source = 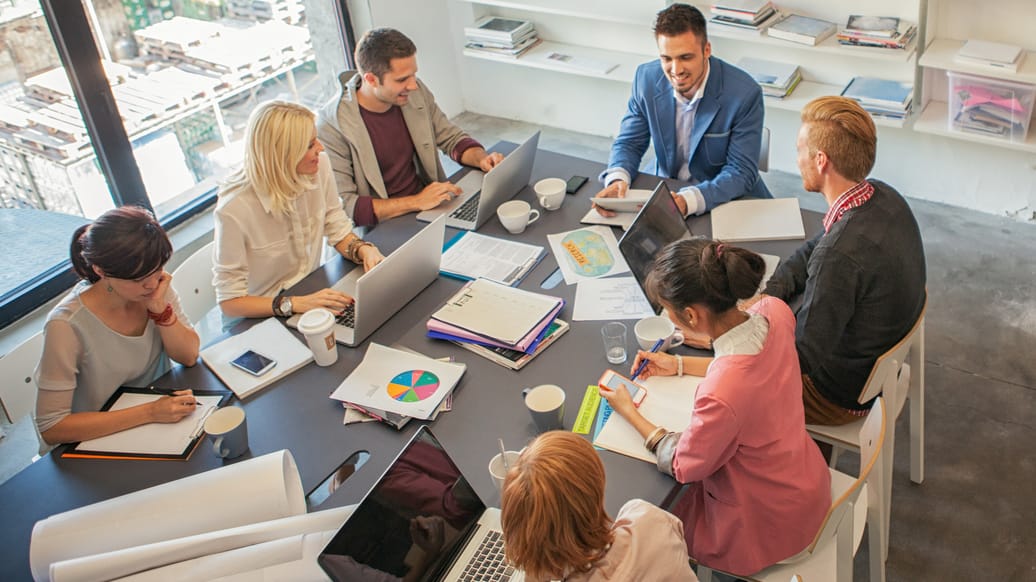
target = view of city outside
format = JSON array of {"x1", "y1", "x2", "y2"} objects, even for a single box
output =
[{"x1": 0, "y1": 0, "x2": 346, "y2": 307}]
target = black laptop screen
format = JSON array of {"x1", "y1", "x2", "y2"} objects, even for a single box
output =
[
  {"x1": 618, "y1": 182, "x2": 695, "y2": 313},
  {"x1": 318, "y1": 427, "x2": 485, "y2": 581}
]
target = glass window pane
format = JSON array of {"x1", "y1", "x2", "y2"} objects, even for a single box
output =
[
  {"x1": 87, "y1": 0, "x2": 348, "y2": 220},
  {"x1": 0, "y1": 1, "x2": 92, "y2": 304}
]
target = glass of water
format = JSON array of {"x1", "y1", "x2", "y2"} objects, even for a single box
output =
[{"x1": 601, "y1": 322, "x2": 628, "y2": 364}]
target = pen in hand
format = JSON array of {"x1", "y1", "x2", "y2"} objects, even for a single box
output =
[
  {"x1": 150, "y1": 386, "x2": 202, "y2": 405},
  {"x1": 630, "y1": 338, "x2": 665, "y2": 382}
]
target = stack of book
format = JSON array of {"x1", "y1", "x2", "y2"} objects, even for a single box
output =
[
  {"x1": 836, "y1": 15, "x2": 917, "y2": 51},
  {"x1": 464, "y1": 15, "x2": 541, "y2": 59},
  {"x1": 737, "y1": 57, "x2": 802, "y2": 99},
  {"x1": 841, "y1": 76, "x2": 913, "y2": 121},
  {"x1": 428, "y1": 278, "x2": 568, "y2": 370},
  {"x1": 955, "y1": 40, "x2": 1026, "y2": 73},
  {"x1": 767, "y1": 13, "x2": 837, "y2": 46},
  {"x1": 709, "y1": 0, "x2": 782, "y2": 34}
]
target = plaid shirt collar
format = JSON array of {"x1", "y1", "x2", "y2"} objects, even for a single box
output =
[{"x1": 823, "y1": 180, "x2": 874, "y2": 233}]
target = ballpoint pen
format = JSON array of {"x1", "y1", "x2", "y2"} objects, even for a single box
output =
[
  {"x1": 150, "y1": 385, "x2": 202, "y2": 405},
  {"x1": 630, "y1": 338, "x2": 665, "y2": 382}
]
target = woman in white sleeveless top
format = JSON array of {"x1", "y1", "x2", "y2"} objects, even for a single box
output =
[{"x1": 35, "y1": 207, "x2": 200, "y2": 445}]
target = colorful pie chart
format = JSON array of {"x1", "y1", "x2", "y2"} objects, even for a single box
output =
[{"x1": 387, "y1": 370, "x2": 441, "y2": 402}]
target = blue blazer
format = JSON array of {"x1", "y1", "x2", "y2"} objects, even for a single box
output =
[{"x1": 607, "y1": 56, "x2": 771, "y2": 211}]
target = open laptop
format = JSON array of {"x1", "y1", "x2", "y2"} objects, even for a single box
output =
[
  {"x1": 287, "y1": 215, "x2": 446, "y2": 346},
  {"x1": 416, "y1": 131, "x2": 540, "y2": 231},
  {"x1": 318, "y1": 426, "x2": 524, "y2": 582},
  {"x1": 617, "y1": 182, "x2": 697, "y2": 313}
]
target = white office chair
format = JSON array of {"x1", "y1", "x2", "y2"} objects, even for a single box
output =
[
  {"x1": 806, "y1": 297, "x2": 927, "y2": 582},
  {"x1": 0, "y1": 331, "x2": 46, "y2": 473},
  {"x1": 697, "y1": 398, "x2": 886, "y2": 582},
  {"x1": 171, "y1": 241, "x2": 221, "y2": 344}
]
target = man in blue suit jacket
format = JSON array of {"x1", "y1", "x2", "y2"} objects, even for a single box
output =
[{"x1": 595, "y1": 4, "x2": 771, "y2": 217}]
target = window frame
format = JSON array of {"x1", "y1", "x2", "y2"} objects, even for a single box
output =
[{"x1": 0, "y1": 0, "x2": 357, "y2": 329}]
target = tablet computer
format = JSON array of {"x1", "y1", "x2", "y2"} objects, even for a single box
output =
[{"x1": 590, "y1": 188, "x2": 653, "y2": 212}]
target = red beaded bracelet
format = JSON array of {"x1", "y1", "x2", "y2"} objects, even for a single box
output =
[{"x1": 147, "y1": 303, "x2": 177, "y2": 327}]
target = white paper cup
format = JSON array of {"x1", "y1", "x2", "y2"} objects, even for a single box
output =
[
  {"x1": 497, "y1": 200, "x2": 540, "y2": 234},
  {"x1": 534, "y1": 178, "x2": 566, "y2": 211},
  {"x1": 634, "y1": 315, "x2": 685, "y2": 352},
  {"x1": 297, "y1": 308, "x2": 338, "y2": 366}
]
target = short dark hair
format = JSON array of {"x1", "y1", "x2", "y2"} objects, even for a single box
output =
[
  {"x1": 70, "y1": 206, "x2": 171, "y2": 283},
  {"x1": 354, "y1": 28, "x2": 417, "y2": 81},
  {"x1": 654, "y1": 3, "x2": 708, "y2": 44},
  {"x1": 647, "y1": 239, "x2": 764, "y2": 316}
]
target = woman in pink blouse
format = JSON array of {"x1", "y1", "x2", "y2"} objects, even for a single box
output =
[{"x1": 600, "y1": 238, "x2": 830, "y2": 577}]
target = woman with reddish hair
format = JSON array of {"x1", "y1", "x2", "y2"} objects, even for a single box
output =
[{"x1": 500, "y1": 431, "x2": 696, "y2": 581}]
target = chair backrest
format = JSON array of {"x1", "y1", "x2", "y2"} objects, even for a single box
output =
[
  {"x1": 171, "y1": 241, "x2": 217, "y2": 327},
  {"x1": 857, "y1": 295, "x2": 927, "y2": 405},
  {"x1": 758, "y1": 126, "x2": 770, "y2": 173},
  {"x1": 0, "y1": 332, "x2": 45, "y2": 424},
  {"x1": 798, "y1": 397, "x2": 886, "y2": 555}
]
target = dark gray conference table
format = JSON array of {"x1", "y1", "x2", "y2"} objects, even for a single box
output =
[{"x1": 0, "y1": 144, "x2": 822, "y2": 581}]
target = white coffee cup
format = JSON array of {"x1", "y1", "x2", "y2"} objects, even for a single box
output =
[
  {"x1": 204, "y1": 406, "x2": 249, "y2": 459},
  {"x1": 488, "y1": 450, "x2": 522, "y2": 491},
  {"x1": 634, "y1": 315, "x2": 685, "y2": 352},
  {"x1": 297, "y1": 308, "x2": 338, "y2": 366},
  {"x1": 534, "y1": 178, "x2": 566, "y2": 211},
  {"x1": 497, "y1": 200, "x2": 540, "y2": 234}
]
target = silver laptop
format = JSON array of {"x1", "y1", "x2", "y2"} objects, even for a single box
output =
[
  {"x1": 287, "y1": 215, "x2": 445, "y2": 346},
  {"x1": 318, "y1": 426, "x2": 524, "y2": 582},
  {"x1": 417, "y1": 131, "x2": 540, "y2": 231}
]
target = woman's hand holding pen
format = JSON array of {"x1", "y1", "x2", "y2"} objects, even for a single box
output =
[
  {"x1": 149, "y1": 388, "x2": 197, "y2": 423},
  {"x1": 629, "y1": 350, "x2": 679, "y2": 381}
]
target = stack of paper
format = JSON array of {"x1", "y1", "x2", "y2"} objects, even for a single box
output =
[
  {"x1": 955, "y1": 39, "x2": 1026, "y2": 73},
  {"x1": 767, "y1": 14, "x2": 837, "y2": 46},
  {"x1": 709, "y1": 0, "x2": 782, "y2": 34},
  {"x1": 440, "y1": 231, "x2": 545, "y2": 287},
  {"x1": 841, "y1": 76, "x2": 914, "y2": 121},
  {"x1": 463, "y1": 16, "x2": 541, "y2": 59},
  {"x1": 200, "y1": 318, "x2": 313, "y2": 399},
  {"x1": 329, "y1": 343, "x2": 466, "y2": 420},
  {"x1": 737, "y1": 57, "x2": 802, "y2": 99},
  {"x1": 428, "y1": 278, "x2": 565, "y2": 357},
  {"x1": 837, "y1": 15, "x2": 917, "y2": 51}
]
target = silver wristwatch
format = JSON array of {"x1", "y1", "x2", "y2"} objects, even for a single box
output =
[{"x1": 274, "y1": 295, "x2": 293, "y2": 317}]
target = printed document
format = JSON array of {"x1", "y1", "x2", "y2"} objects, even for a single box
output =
[{"x1": 573, "y1": 276, "x2": 654, "y2": 321}]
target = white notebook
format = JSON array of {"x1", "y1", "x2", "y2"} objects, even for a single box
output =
[
  {"x1": 594, "y1": 374, "x2": 700, "y2": 464},
  {"x1": 432, "y1": 278, "x2": 562, "y2": 345},
  {"x1": 200, "y1": 318, "x2": 314, "y2": 399},
  {"x1": 711, "y1": 198, "x2": 805, "y2": 242}
]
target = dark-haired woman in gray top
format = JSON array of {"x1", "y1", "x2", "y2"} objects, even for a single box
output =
[{"x1": 34, "y1": 206, "x2": 200, "y2": 445}]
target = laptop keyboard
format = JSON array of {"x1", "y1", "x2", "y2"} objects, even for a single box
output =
[
  {"x1": 335, "y1": 304, "x2": 355, "y2": 328},
  {"x1": 450, "y1": 192, "x2": 481, "y2": 223},
  {"x1": 458, "y1": 530, "x2": 515, "y2": 581}
]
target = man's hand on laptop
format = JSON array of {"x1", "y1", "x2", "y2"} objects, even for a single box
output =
[
  {"x1": 478, "y1": 151, "x2": 505, "y2": 172},
  {"x1": 358, "y1": 244, "x2": 384, "y2": 272},
  {"x1": 592, "y1": 180, "x2": 628, "y2": 217},
  {"x1": 295, "y1": 289, "x2": 354, "y2": 314},
  {"x1": 413, "y1": 182, "x2": 462, "y2": 211}
]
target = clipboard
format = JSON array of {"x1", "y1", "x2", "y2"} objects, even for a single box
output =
[{"x1": 60, "y1": 387, "x2": 231, "y2": 461}]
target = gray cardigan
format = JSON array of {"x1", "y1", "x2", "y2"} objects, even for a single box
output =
[
  {"x1": 764, "y1": 180, "x2": 927, "y2": 410},
  {"x1": 316, "y1": 71, "x2": 472, "y2": 217}
]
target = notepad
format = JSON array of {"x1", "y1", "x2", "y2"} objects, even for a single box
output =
[
  {"x1": 63, "y1": 387, "x2": 230, "y2": 460},
  {"x1": 201, "y1": 318, "x2": 314, "y2": 399},
  {"x1": 593, "y1": 374, "x2": 700, "y2": 463},
  {"x1": 711, "y1": 198, "x2": 805, "y2": 242}
]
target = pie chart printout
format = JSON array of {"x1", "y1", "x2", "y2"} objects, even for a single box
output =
[{"x1": 387, "y1": 370, "x2": 441, "y2": 402}]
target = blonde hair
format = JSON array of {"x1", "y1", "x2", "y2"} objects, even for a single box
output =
[
  {"x1": 500, "y1": 431, "x2": 614, "y2": 580},
  {"x1": 223, "y1": 100, "x2": 317, "y2": 215},
  {"x1": 801, "y1": 96, "x2": 877, "y2": 183}
]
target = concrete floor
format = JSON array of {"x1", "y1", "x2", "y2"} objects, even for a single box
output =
[
  {"x1": 453, "y1": 112, "x2": 1036, "y2": 582},
  {"x1": 3, "y1": 112, "x2": 1034, "y2": 581}
]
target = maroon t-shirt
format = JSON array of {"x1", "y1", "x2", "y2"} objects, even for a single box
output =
[{"x1": 353, "y1": 105, "x2": 482, "y2": 226}]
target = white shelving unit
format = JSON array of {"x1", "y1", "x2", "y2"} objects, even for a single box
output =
[{"x1": 463, "y1": 40, "x2": 650, "y2": 83}]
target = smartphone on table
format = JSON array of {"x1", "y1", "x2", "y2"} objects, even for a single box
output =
[
  {"x1": 597, "y1": 369, "x2": 647, "y2": 407},
  {"x1": 231, "y1": 349, "x2": 277, "y2": 376},
  {"x1": 566, "y1": 175, "x2": 589, "y2": 194}
]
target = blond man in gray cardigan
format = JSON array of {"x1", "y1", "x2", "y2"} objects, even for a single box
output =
[{"x1": 317, "y1": 28, "x2": 501, "y2": 227}]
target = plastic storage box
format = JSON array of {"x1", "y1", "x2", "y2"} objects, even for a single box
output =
[{"x1": 948, "y1": 70, "x2": 1036, "y2": 142}]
